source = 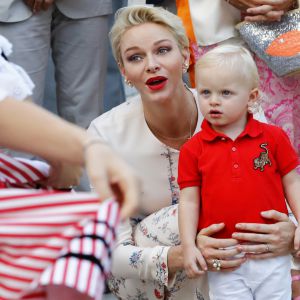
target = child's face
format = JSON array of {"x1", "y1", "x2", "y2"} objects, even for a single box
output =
[{"x1": 196, "y1": 66, "x2": 258, "y2": 135}]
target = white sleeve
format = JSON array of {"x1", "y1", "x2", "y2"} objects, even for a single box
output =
[
  {"x1": 0, "y1": 35, "x2": 34, "y2": 101},
  {"x1": 111, "y1": 219, "x2": 170, "y2": 285}
]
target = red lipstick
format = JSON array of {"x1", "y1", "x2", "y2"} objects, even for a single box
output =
[{"x1": 146, "y1": 76, "x2": 167, "y2": 91}]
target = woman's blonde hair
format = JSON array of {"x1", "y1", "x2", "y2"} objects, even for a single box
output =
[
  {"x1": 109, "y1": 5, "x2": 189, "y2": 67},
  {"x1": 196, "y1": 45, "x2": 259, "y2": 89}
]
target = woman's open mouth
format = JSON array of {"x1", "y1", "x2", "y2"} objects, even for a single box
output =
[{"x1": 146, "y1": 76, "x2": 168, "y2": 91}]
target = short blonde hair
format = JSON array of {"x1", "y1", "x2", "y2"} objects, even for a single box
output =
[
  {"x1": 109, "y1": 6, "x2": 189, "y2": 67},
  {"x1": 196, "y1": 45, "x2": 259, "y2": 89}
]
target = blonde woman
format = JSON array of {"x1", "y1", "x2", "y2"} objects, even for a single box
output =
[{"x1": 88, "y1": 6, "x2": 295, "y2": 299}]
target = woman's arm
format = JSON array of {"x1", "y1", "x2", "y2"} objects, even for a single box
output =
[
  {"x1": 0, "y1": 98, "x2": 139, "y2": 218},
  {"x1": 111, "y1": 219, "x2": 171, "y2": 285},
  {"x1": 232, "y1": 210, "x2": 295, "y2": 258}
]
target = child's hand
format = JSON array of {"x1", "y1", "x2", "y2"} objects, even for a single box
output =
[
  {"x1": 183, "y1": 245, "x2": 207, "y2": 278},
  {"x1": 294, "y1": 226, "x2": 300, "y2": 251}
]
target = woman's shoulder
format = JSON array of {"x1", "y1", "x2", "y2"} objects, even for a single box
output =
[
  {"x1": 91, "y1": 94, "x2": 142, "y2": 124},
  {"x1": 89, "y1": 94, "x2": 144, "y2": 136}
]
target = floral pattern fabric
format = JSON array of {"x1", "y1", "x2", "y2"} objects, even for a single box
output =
[{"x1": 108, "y1": 204, "x2": 208, "y2": 300}]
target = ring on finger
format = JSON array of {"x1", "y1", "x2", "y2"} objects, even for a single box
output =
[
  {"x1": 265, "y1": 244, "x2": 270, "y2": 253},
  {"x1": 212, "y1": 259, "x2": 222, "y2": 271}
]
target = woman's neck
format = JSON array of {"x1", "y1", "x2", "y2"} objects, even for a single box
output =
[{"x1": 143, "y1": 85, "x2": 198, "y2": 149}]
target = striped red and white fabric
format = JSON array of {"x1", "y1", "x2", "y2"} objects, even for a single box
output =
[
  {"x1": 0, "y1": 153, "x2": 120, "y2": 300},
  {"x1": 0, "y1": 153, "x2": 49, "y2": 189}
]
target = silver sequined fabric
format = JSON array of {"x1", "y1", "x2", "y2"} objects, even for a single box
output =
[{"x1": 237, "y1": 9, "x2": 300, "y2": 77}]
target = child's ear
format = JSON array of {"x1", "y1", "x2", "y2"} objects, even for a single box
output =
[{"x1": 249, "y1": 88, "x2": 259, "y2": 105}]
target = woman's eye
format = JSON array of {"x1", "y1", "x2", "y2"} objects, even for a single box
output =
[
  {"x1": 222, "y1": 90, "x2": 231, "y2": 96},
  {"x1": 157, "y1": 47, "x2": 170, "y2": 54},
  {"x1": 128, "y1": 54, "x2": 142, "y2": 62}
]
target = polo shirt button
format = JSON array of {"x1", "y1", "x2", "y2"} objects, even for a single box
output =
[
  {"x1": 233, "y1": 163, "x2": 239, "y2": 169},
  {"x1": 221, "y1": 137, "x2": 226, "y2": 141},
  {"x1": 232, "y1": 147, "x2": 237, "y2": 152}
]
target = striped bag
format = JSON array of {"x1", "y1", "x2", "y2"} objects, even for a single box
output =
[{"x1": 0, "y1": 152, "x2": 119, "y2": 300}]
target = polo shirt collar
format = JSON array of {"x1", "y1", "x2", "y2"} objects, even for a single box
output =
[{"x1": 199, "y1": 114, "x2": 263, "y2": 141}]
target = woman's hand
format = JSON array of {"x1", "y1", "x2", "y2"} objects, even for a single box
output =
[
  {"x1": 232, "y1": 210, "x2": 295, "y2": 259},
  {"x1": 84, "y1": 142, "x2": 139, "y2": 220},
  {"x1": 196, "y1": 223, "x2": 246, "y2": 272},
  {"x1": 47, "y1": 162, "x2": 82, "y2": 189},
  {"x1": 167, "y1": 245, "x2": 184, "y2": 278}
]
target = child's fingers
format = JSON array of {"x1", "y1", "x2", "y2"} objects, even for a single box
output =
[
  {"x1": 185, "y1": 258, "x2": 205, "y2": 278},
  {"x1": 196, "y1": 251, "x2": 208, "y2": 271},
  {"x1": 295, "y1": 234, "x2": 300, "y2": 251}
]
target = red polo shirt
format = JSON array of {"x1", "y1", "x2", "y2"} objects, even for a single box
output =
[{"x1": 178, "y1": 115, "x2": 299, "y2": 238}]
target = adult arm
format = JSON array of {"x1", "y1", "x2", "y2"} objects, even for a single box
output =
[
  {"x1": 0, "y1": 98, "x2": 139, "y2": 218},
  {"x1": 110, "y1": 219, "x2": 171, "y2": 285}
]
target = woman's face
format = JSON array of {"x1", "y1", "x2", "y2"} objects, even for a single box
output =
[{"x1": 119, "y1": 22, "x2": 189, "y2": 102}]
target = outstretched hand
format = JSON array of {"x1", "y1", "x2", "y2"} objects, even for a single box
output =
[{"x1": 84, "y1": 142, "x2": 139, "y2": 220}]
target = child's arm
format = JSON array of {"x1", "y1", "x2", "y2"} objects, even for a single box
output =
[
  {"x1": 282, "y1": 169, "x2": 300, "y2": 250},
  {"x1": 179, "y1": 186, "x2": 207, "y2": 278}
]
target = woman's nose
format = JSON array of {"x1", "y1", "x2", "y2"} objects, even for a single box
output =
[
  {"x1": 146, "y1": 57, "x2": 160, "y2": 73},
  {"x1": 146, "y1": 64, "x2": 160, "y2": 73}
]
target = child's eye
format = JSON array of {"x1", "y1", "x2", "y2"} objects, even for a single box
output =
[
  {"x1": 201, "y1": 89, "x2": 210, "y2": 96},
  {"x1": 222, "y1": 90, "x2": 231, "y2": 96}
]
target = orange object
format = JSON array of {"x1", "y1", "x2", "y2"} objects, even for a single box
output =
[
  {"x1": 176, "y1": 0, "x2": 196, "y2": 87},
  {"x1": 266, "y1": 30, "x2": 300, "y2": 57}
]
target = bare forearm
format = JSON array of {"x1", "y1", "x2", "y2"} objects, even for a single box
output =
[
  {"x1": 179, "y1": 198, "x2": 199, "y2": 247},
  {"x1": 0, "y1": 98, "x2": 87, "y2": 165},
  {"x1": 283, "y1": 170, "x2": 300, "y2": 222}
]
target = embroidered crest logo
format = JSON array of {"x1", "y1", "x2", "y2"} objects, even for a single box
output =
[{"x1": 253, "y1": 143, "x2": 272, "y2": 171}]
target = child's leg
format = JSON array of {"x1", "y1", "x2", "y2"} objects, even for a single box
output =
[
  {"x1": 253, "y1": 255, "x2": 291, "y2": 300},
  {"x1": 208, "y1": 267, "x2": 253, "y2": 300}
]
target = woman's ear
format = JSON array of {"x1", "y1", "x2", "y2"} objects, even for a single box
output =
[{"x1": 182, "y1": 46, "x2": 190, "y2": 66}]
